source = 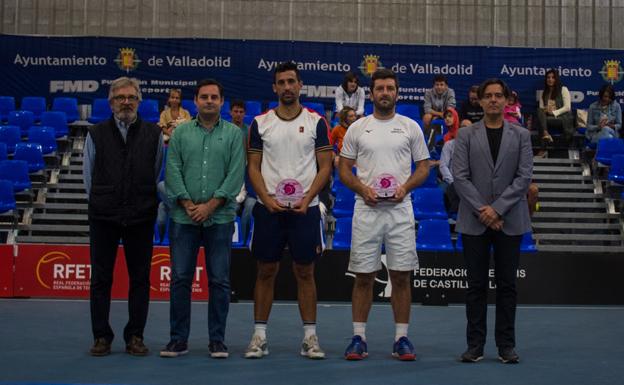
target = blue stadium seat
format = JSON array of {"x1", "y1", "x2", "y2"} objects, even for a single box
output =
[
  {"x1": 182, "y1": 99, "x2": 197, "y2": 117},
  {"x1": 332, "y1": 217, "x2": 352, "y2": 250},
  {"x1": 396, "y1": 104, "x2": 421, "y2": 120},
  {"x1": 27, "y1": 126, "x2": 57, "y2": 154},
  {"x1": 8, "y1": 110, "x2": 35, "y2": 137},
  {"x1": 0, "y1": 125, "x2": 21, "y2": 154},
  {"x1": 412, "y1": 187, "x2": 447, "y2": 220},
  {"x1": 333, "y1": 186, "x2": 355, "y2": 218},
  {"x1": 21, "y1": 96, "x2": 46, "y2": 122},
  {"x1": 364, "y1": 103, "x2": 373, "y2": 115},
  {"x1": 40, "y1": 111, "x2": 69, "y2": 138},
  {"x1": 0, "y1": 179, "x2": 16, "y2": 214},
  {"x1": 245, "y1": 100, "x2": 262, "y2": 117},
  {"x1": 267, "y1": 101, "x2": 278, "y2": 110},
  {"x1": 0, "y1": 160, "x2": 31, "y2": 192},
  {"x1": 416, "y1": 219, "x2": 454, "y2": 252},
  {"x1": 608, "y1": 154, "x2": 624, "y2": 184},
  {"x1": 0, "y1": 96, "x2": 15, "y2": 122},
  {"x1": 138, "y1": 99, "x2": 159, "y2": 123},
  {"x1": 420, "y1": 165, "x2": 439, "y2": 188},
  {"x1": 13, "y1": 143, "x2": 45, "y2": 173},
  {"x1": 302, "y1": 102, "x2": 325, "y2": 115},
  {"x1": 520, "y1": 231, "x2": 537, "y2": 253},
  {"x1": 0, "y1": 143, "x2": 6, "y2": 161},
  {"x1": 595, "y1": 138, "x2": 624, "y2": 165},
  {"x1": 52, "y1": 97, "x2": 80, "y2": 123},
  {"x1": 88, "y1": 98, "x2": 112, "y2": 123}
]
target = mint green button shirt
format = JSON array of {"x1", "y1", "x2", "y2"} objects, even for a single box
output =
[{"x1": 165, "y1": 117, "x2": 245, "y2": 226}]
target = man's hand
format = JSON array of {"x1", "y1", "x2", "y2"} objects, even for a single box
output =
[
  {"x1": 478, "y1": 205, "x2": 500, "y2": 227},
  {"x1": 290, "y1": 197, "x2": 310, "y2": 215},
  {"x1": 489, "y1": 218, "x2": 504, "y2": 231},
  {"x1": 264, "y1": 197, "x2": 288, "y2": 214},
  {"x1": 358, "y1": 185, "x2": 379, "y2": 207},
  {"x1": 389, "y1": 185, "x2": 407, "y2": 203},
  {"x1": 189, "y1": 201, "x2": 218, "y2": 223},
  {"x1": 179, "y1": 199, "x2": 196, "y2": 218}
]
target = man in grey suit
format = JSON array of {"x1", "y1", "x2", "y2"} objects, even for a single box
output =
[{"x1": 452, "y1": 78, "x2": 533, "y2": 364}]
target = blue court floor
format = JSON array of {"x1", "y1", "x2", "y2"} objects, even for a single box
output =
[{"x1": 1, "y1": 299, "x2": 623, "y2": 385}]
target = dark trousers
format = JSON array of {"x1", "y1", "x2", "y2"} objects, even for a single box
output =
[
  {"x1": 462, "y1": 229, "x2": 522, "y2": 349},
  {"x1": 89, "y1": 219, "x2": 154, "y2": 343}
]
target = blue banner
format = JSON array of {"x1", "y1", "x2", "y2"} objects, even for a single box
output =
[{"x1": 1, "y1": 34, "x2": 623, "y2": 113}]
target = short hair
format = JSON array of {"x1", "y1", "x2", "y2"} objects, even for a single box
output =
[
  {"x1": 341, "y1": 71, "x2": 359, "y2": 92},
  {"x1": 195, "y1": 78, "x2": 223, "y2": 98},
  {"x1": 339, "y1": 106, "x2": 355, "y2": 126},
  {"x1": 274, "y1": 61, "x2": 301, "y2": 83},
  {"x1": 477, "y1": 78, "x2": 511, "y2": 100},
  {"x1": 468, "y1": 85, "x2": 479, "y2": 95},
  {"x1": 108, "y1": 77, "x2": 142, "y2": 101},
  {"x1": 370, "y1": 68, "x2": 399, "y2": 92},
  {"x1": 598, "y1": 84, "x2": 615, "y2": 100},
  {"x1": 230, "y1": 99, "x2": 245, "y2": 111},
  {"x1": 433, "y1": 75, "x2": 448, "y2": 85}
]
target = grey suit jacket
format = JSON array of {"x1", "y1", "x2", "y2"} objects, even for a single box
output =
[{"x1": 452, "y1": 120, "x2": 533, "y2": 236}]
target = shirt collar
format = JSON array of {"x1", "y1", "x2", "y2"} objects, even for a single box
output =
[
  {"x1": 195, "y1": 115, "x2": 222, "y2": 132},
  {"x1": 114, "y1": 115, "x2": 137, "y2": 130}
]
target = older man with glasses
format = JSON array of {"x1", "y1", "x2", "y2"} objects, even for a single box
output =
[{"x1": 83, "y1": 76, "x2": 163, "y2": 357}]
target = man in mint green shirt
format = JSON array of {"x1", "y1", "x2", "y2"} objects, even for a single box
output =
[{"x1": 160, "y1": 79, "x2": 245, "y2": 359}]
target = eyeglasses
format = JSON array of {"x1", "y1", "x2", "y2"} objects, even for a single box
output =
[{"x1": 112, "y1": 95, "x2": 139, "y2": 102}]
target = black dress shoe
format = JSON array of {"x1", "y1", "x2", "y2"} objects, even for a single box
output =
[
  {"x1": 498, "y1": 346, "x2": 519, "y2": 364},
  {"x1": 90, "y1": 338, "x2": 111, "y2": 356},
  {"x1": 460, "y1": 346, "x2": 484, "y2": 362}
]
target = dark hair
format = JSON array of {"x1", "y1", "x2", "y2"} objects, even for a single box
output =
[
  {"x1": 341, "y1": 71, "x2": 359, "y2": 93},
  {"x1": 370, "y1": 68, "x2": 399, "y2": 92},
  {"x1": 195, "y1": 78, "x2": 223, "y2": 98},
  {"x1": 230, "y1": 99, "x2": 245, "y2": 111},
  {"x1": 542, "y1": 69, "x2": 562, "y2": 104},
  {"x1": 477, "y1": 78, "x2": 511, "y2": 99},
  {"x1": 433, "y1": 75, "x2": 448, "y2": 85},
  {"x1": 273, "y1": 61, "x2": 301, "y2": 83},
  {"x1": 468, "y1": 85, "x2": 479, "y2": 95},
  {"x1": 598, "y1": 84, "x2": 615, "y2": 101},
  {"x1": 339, "y1": 106, "x2": 355, "y2": 126}
]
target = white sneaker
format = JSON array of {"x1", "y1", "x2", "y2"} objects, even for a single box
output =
[
  {"x1": 244, "y1": 334, "x2": 269, "y2": 358},
  {"x1": 300, "y1": 335, "x2": 326, "y2": 359}
]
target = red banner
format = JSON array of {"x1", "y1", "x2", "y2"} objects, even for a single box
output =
[
  {"x1": 13, "y1": 244, "x2": 208, "y2": 300},
  {"x1": 0, "y1": 245, "x2": 14, "y2": 297}
]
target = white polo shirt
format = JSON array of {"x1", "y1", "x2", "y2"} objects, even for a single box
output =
[
  {"x1": 340, "y1": 113, "x2": 429, "y2": 207},
  {"x1": 248, "y1": 107, "x2": 332, "y2": 206}
]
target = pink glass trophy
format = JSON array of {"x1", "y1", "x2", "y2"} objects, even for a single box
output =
[{"x1": 275, "y1": 179, "x2": 304, "y2": 208}]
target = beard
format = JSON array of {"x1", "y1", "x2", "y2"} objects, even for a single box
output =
[
  {"x1": 373, "y1": 97, "x2": 395, "y2": 114},
  {"x1": 279, "y1": 92, "x2": 297, "y2": 106},
  {"x1": 115, "y1": 108, "x2": 137, "y2": 124}
]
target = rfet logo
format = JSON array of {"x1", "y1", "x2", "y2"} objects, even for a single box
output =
[
  {"x1": 358, "y1": 54, "x2": 385, "y2": 78},
  {"x1": 36, "y1": 251, "x2": 91, "y2": 291},
  {"x1": 115, "y1": 47, "x2": 141, "y2": 73},
  {"x1": 150, "y1": 252, "x2": 206, "y2": 293}
]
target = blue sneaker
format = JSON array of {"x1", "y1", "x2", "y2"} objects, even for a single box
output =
[
  {"x1": 344, "y1": 335, "x2": 368, "y2": 360},
  {"x1": 392, "y1": 336, "x2": 416, "y2": 361}
]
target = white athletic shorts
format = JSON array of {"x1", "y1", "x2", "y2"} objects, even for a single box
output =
[{"x1": 348, "y1": 201, "x2": 418, "y2": 273}]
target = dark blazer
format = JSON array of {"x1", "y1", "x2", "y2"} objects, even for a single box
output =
[{"x1": 452, "y1": 120, "x2": 533, "y2": 236}]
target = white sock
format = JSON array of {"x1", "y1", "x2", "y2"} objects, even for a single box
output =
[
  {"x1": 254, "y1": 323, "x2": 267, "y2": 340},
  {"x1": 353, "y1": 322, "x2": 366, "y2": 341},
  {"x1": 395, "y1": 323, "x2": 409, "y2": 341},
  {"x1": 303, "y1": 323, "x2": 316, "y2": 339}
]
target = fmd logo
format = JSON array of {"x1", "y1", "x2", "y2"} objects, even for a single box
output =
[
  {"x1": 50, "y1": 80, "x2": 99, "y2": 93},
  {"x1": 115, "y1": 47, "x2": 141, "y2": 73}
]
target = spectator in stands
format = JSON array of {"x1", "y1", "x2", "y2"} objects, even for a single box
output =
[
  {"x1": 423, "y1": 75, "x2": 456, "y2": 130},
  {"x1": 83, "y1": 77, "x2": 163, "y2": 357},
  {"x1": 230, "y1": 99, "x2": 248, "y2": 135},
  {"x1": 442, "y1": 107, "x2": 460, "y2": 143},
  {"x1": 159, "y1": 89, "x2": 191, "y2": 143},
  {"x1": 452, "y1": 78, "x2": 533, "y2": 364},
  {"x1": 536, "y1": 69, "x2": 574, "y2": 144},
  {"x1": 585, "y1": 84, "x2": 622, "y2": 144},
  {"x1": 504, "y1": 91, "x2": 522, "y2": 125},
  {"x1": 459, "y1": 85, "x2": 484, "y2": 127},
  {"x1": 245, "y1": 62, "x2": 332, "y2": 359},
  {"x1": 331, "y1": 106, "x2": 357, "y2": 167},
  {"x1": 339, "y1": 69, "x2": 430, "y2": 361},
  {"x1": 160, "y1": 79, "x2": 245, "y2": 358},
  {"x1": 335, "y1": 71, "x2": 366, "y2": 118}
]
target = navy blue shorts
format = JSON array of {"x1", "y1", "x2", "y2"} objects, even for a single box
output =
[{"x1": 251, "y1": 202, "x2": 324, "y2": 264}]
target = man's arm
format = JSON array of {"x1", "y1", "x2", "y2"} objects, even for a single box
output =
[
  {"x1": 451, "y1": 129, "x2": 487, "y2": 215},
  {"x1": 447, "y1": 88, "x2": 456, "y2": 109},
  {"x1": 82, "y1": 133, "x2": 95, "y2": 197},
  {"x1": 165, "y1": 127, "x2": 194, "y2": 216},
  {"x1": 390, "y1": 159, "x2": 429, "y2": 202},
  {"x1": 439, "y1": 141, "x2": 454, "y2": 184},
  {"x1": 339, "y1": 156, "x2": 378, "y2": 206},
  {"x1": 291, "y1": 149, "x2": 332, "y2": 214}
]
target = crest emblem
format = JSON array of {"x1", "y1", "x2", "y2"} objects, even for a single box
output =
[
  {"x1": 358, "y1": 54, "x2": 385, "y2": 78},
  {"x1": 115, "y1": 47, "x2": 141, "y2": 73},
  {"x1": 599, "y1": 60, "x2": 624, "y2": 84}
]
